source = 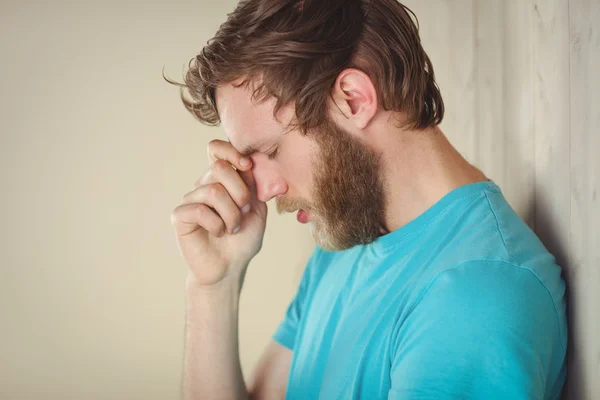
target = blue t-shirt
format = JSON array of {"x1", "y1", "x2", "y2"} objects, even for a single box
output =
[{"x1": 273, "y1": 180, "x2": 567, "y2": 399}]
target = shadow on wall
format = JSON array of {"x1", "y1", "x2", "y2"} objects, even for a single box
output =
[{"x1": 530, "y1": 185, "x2": 579, "y2": 400}]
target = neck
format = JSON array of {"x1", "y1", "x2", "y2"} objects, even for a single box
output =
[{"x1": 376, "y1": 124, "x2": 488, "y2": 233}]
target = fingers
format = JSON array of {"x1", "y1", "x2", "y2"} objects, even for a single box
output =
[
  {"x1": 193, "y1": 160, "x2": 252, "y2": 211},
  {"x1": 175, "y1": 139, "x2": 258, "y2": 238},
  {"x1": 180, "y1": 183, "x2": 243, "y2": 234},
  {"x1": 238, "y1": 164, "x2": 257, "y2": 194},
  {"x1": 207, "y1": 139, "x2": 253, "y2": 171},
  {"x1": 171, "y1": 202, "x2": 226, "y2": 238}
]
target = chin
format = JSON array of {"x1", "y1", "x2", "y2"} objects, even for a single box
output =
[{"x1": 310, "y1": 222, "x2": 347, "y2": 252}]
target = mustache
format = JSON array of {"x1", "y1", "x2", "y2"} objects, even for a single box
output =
[{"x1": 275, "y1": 196, "x2": 312, "y2": 214}]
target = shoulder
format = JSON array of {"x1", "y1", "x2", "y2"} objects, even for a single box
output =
[
  {"x1": 405, "y1": 259, "x2": 566, "y2": 352},
  {"x1": 389, "y1": 259, "x2": 567, "y2": 398}
]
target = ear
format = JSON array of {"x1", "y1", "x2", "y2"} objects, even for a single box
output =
[{"x1": 331, "y1": 68, "x2": 378, "y2": 130}]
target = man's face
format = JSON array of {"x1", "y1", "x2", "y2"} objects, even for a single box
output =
[
  {"x1": 216, "y1": 82, "x2": 387, "y2": 251},
  {"x1": 276, "y1": 119, "x2": 387, "y2": 251}
]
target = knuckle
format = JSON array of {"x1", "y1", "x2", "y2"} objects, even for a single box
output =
[
  {"x1": 207, "y1": 183, "x2": 224, "y2": 199},
  {"x1": 170, "y1": 209, "x2": 178, "y2": 225},
  {"x1": 212, "y1": 159, "x2": 230, "y2": 172},
  {"x1": 206, "y1": 139, "x2": 221, "y2": 160},
  {"x1": 207, "y1": 139, "x2": 221, "y2": 150},
  {"x1": 193, "y1": 174, "x2": 207, "y2": 188},
  {"x1": 181, "y1": 190, "x2": 194, "y2": 204}
]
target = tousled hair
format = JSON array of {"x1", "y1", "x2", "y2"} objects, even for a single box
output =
[{"x1": 164, "y1": 0, "x2": 445, "y2": 134}]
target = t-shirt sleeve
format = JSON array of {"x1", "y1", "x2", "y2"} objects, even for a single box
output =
[
  {"x1": 388, "y1": 259, "x2": 566, "y2": 400},
  {"x1": 272, "y1": 246, "x2": 321, "y2": 351}
]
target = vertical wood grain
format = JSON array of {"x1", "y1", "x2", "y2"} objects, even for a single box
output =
[
  {"x1": 416, "y1": 0, "x2": 597, "y2": 397},
  {"x1": 532, "y1": 0, "x2": 572, "y2": 271},
  {"x1": 474, "y1": 0, "x2": 505, "y2": 189},
  {"x1": 446, "y1": 0, "x2": 477, "y2": 160},
  {"x1": 502, "y1": 0, "x2": 537, "y2": 227},
  {"x1": 567, "y1": 0, "x2": 600, "y2": 398},
  {"x1": 531, "y1": 4, "x2": 573, "y2": 395},
  {"x1": 376, "y1": 2, "x2": 597, "y2": 397},
  {"x1": 406, "y1": 0, "x2": 476, "y2": 158}
]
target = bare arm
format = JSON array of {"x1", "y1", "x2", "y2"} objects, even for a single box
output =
[
  {"x1": 247, "y1": 340, "x2": 292, "y2": 400},
  {"x1": 182, "y1": 274, "x2": 293, "y2": 400},
  {"x1": 176, "y1": 139, "x2": 291, "y2": 399},
  {"x1": 182, "y1": 274, "x2": 248, "y2": 400}
]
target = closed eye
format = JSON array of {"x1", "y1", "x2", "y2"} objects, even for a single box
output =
[{"x1": 267, "y1": 147, "x2": 279, "y2": 160}]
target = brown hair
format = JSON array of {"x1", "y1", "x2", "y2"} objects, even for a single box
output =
[{"x1": 164, "y1": 0, "x2": 445, "y2": 134}]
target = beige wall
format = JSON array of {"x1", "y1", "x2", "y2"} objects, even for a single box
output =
[
  {"x1": 0, "y1": 1, "x2": 597, "y2": 399},
  {"x1": 0, "y1": 1, "x2": 313, "y2": 398}
]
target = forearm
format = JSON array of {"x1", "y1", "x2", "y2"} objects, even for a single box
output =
[{"x1": 182, "y1": 274, "x2": 249, "y2": 400}]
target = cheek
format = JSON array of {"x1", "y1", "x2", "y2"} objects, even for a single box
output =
[
  {"x1": 284, "y1": 158, "x2": 313, "y2": 192},
  {"x1": 282, "y1": 147, "x2": 316, "y2": 194}
]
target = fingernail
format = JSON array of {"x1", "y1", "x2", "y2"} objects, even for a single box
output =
[
  {"x1": 241, "y1": 204, "x2": 251, "y2": 214},
  {"x1": 240, "y1": 157, "x2": 250, "y2": 167},
  {"x1": 233, "y1": 225, "x2": 240, "y2": 234}
]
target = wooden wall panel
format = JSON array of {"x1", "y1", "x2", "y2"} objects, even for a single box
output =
[
  {"x1": 403, "y1": 0, "x2": 477, "y2": 158},
  {"x1": 532, "y1": 0, "x2": 572, "y2": 271},
  {"x1": 567, "y1": 0, "x2": 600, "y2": 398},
  {"x1": 409, "y1": 1, "x2": 598, "y2": 397},
  {"x1": 501, "y1": 0, "x2": 537, "y2": 227},
  {"x1": 474, "y1": 0, "x2": 505, "y2": 189}
]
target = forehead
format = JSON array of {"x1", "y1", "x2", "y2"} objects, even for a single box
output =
[{"x1": 215, "y1": 82, "x2": 293, "y2": 154}]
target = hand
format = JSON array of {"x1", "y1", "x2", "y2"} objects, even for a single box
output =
[{"x1": 171, "y1": 139, "x2": 268, "y2": 288}]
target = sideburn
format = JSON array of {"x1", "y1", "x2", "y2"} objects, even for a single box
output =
[{"x1": 311, "y1": 121, "x2": 388, "y2": 250}]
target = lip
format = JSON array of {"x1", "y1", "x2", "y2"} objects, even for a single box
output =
[{"x1": 297, "y1": 209, "x2": 310, "y2": 224}]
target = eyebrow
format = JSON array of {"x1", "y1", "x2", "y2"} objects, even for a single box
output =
[
  {"x1": 237, "y1": 140, "x2": 272, "y2": 158},
  {"x1": 234, "y1": 130, "x2": 288, "y2": 158}
]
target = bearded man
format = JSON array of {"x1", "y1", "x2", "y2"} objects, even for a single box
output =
[{"x1": 168, "y1": 1, "x2": 567, "y2": 399}]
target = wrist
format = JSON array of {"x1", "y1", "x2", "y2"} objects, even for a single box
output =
[{"x1": 185, "y1": 270, "x2": 245, "y2": 298}]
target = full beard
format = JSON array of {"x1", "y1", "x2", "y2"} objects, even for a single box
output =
[{"x1": 277, "y1": 120, "x2": 388, "y2": 251}]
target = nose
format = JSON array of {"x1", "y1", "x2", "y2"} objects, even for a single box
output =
[{"x1": 250, "y1": 154, "x2": 288, "y2": 203}]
